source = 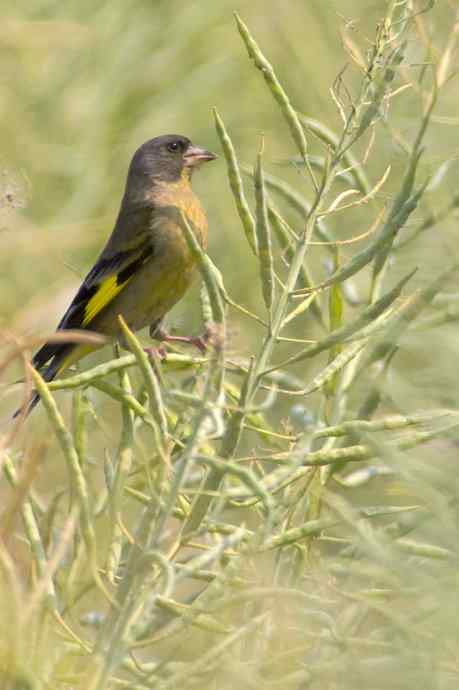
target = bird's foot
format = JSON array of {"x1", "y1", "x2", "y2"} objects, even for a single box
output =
[
  {"x1": 158, "y1": 330, "x2": 208, "y2": 353},
  {"x1": 150, "y1": 324, "x2": 225, "y2": 355},
  {"x1": 143, "y1": 344, "x2": 167, "y2": 360},
  {"x1": 148, "y1": 323, "x2": 225, "y2": 356}
]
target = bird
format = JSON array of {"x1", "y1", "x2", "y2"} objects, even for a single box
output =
[{"x1": 17, "y1": 134, "x2": 217, "y2": 416}]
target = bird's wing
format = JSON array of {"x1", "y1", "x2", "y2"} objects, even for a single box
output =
[
  {"x1": 57, "y1": 242, "x2": 154, "y2": 331},
  {"x1": 32, "y1": 206, "x2": 154, "y2": 371}
]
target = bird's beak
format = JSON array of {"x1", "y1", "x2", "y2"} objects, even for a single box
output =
[{"x1": 183, "y1": 145, "x2": 217, "y2": 167}]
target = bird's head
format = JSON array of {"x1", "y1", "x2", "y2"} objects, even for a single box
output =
[{"x1": 127, "y1": 135, "x2": 217, "y2": 190}]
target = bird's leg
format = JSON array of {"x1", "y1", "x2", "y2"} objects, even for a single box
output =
[
  {"x1": 153, "y1": 325, "x2": 208, "y2": 353},
  {"x1": 142, "y1": 321, "x2": 167, "y2": 359},
  {"x1": 146, "y1": 321, "x2": 213, "y2": 355}
]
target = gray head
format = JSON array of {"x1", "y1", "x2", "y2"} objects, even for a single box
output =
[{"x1": 127, "y1": 134, "x2": 217, "y2": 190}]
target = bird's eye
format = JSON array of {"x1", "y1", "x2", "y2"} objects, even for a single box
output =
[{"x1": 167, "y1": 141, "x2": 180, "y2": 153}]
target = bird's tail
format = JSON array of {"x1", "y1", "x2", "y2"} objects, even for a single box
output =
[
  {"x1": 13, "y1": 342, "x2": 91, "y2": 419},
  {"x1": 13, "y1": 358, "x2": 63, "y2": 418}
]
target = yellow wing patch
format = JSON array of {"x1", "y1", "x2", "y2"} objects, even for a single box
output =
[{"x1": 82, "y1": 275, "x2": 131, "y2": 327}]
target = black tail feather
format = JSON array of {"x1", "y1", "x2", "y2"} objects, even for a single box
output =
[
  {"x1": 13, "y1": 345, "x2": 72, "y2": 419},
  {"x1": 13, "y1": 391, "x2": 41, "y2": 419}
]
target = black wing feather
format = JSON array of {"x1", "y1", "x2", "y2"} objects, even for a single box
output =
[{"x1": 32, "y1": 243, "x2": 153, "y2": 371}]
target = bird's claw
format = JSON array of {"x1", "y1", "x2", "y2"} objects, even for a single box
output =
[
  {"x1": 148, "y1": 323, "x2": 224, "y2": 355},
  {"x1": 150, "y1": 327, "x2": 209, "y2": 354},
  {"x1": 144, "y1": 345, "x2": 167, "y2": 360},
  {"x1": 186, "y1": 335, "x2": 208, "y2": 354}
]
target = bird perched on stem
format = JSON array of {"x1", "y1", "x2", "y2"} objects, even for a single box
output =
[{"x1": 17, "y1": 134, "x2": 217, "y2": 416}]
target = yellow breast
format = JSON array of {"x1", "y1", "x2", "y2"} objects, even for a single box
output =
[{"x1": 151, "y1": 177, "x2": 208, "y2": 251}]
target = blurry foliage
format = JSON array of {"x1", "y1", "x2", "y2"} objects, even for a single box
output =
[{"x1": 1, "y1": 1, "x2": 459, "y2": 689}]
